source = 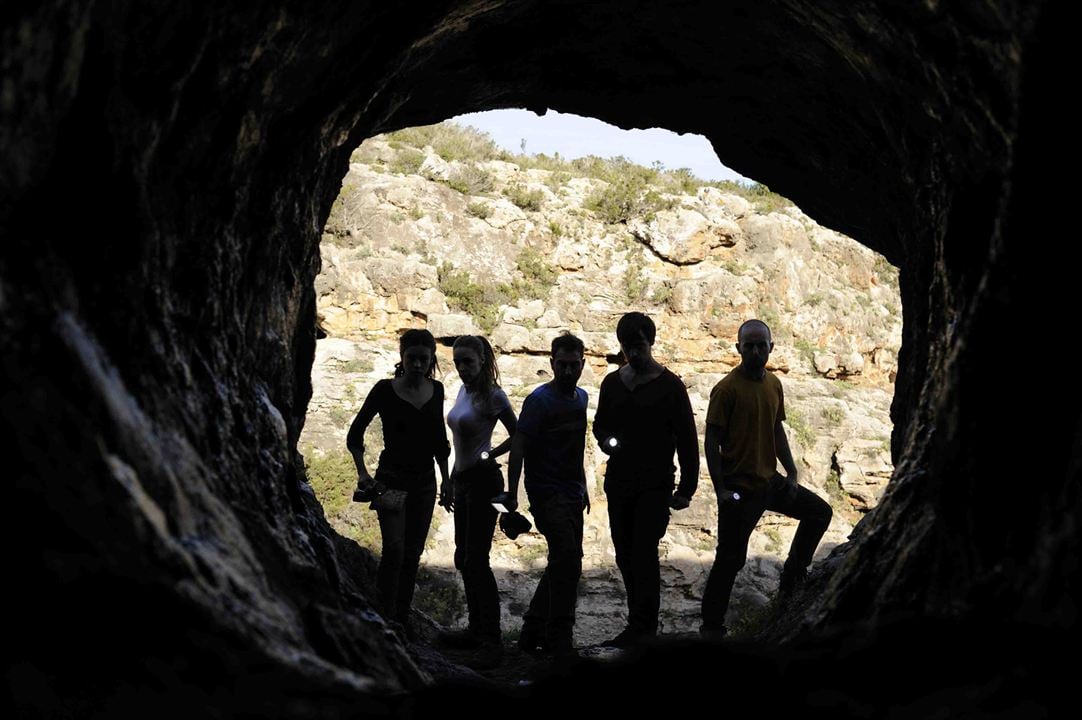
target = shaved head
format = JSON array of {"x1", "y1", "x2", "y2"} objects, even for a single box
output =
[{"x1": 737, "y1": 319, "x2": 772, "y2": 344}]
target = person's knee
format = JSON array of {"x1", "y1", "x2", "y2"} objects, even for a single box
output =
[
  {"x1": 453, "y1": 546, "x2": 468, "y2": 572},
  {"x1": 810, "y1": 495, "x2": 833, "y2": 524}
]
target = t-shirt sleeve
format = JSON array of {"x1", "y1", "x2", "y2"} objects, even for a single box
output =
[
  {"x1": 489, "y1": 387, "x2": 512, "y2": 417},
  {"x1": 705, "y1": 381, "x2": 729, "y2": 430},
  {"x1": 516, "y1": 389, "x2": 544, "y2": 438}
]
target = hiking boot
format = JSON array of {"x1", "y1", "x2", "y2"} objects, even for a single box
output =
[{"x1": 600, "y1": 627, "x2": 649, "y2": 649}]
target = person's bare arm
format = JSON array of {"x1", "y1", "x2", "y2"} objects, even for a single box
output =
[
  {"x1": 704, "y1": 423, "x2": 726, "y2": 491},
  {"x1": 488, "y1": 406, "x2": 518, "y2": 459},
  {"x1": 502, "y1": 432, "x2": 528, "y2": 512}
]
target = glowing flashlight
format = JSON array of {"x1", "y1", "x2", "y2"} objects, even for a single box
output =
[
  {"x1": 607, "y1": 437, "x2": 618, "y2": 449},
  {"x1": 480, "y1": 451, "x2": 490, "y2": 461}
]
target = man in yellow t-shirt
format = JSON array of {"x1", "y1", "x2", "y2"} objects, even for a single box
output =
[{"x1": 700, "y1": 319, "x2": 833, "y2": 637}]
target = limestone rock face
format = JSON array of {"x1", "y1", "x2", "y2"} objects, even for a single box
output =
[
  {"x1": 627, "y1": 208, "x2": 739, "y2": 264},
  {"x1": 304, "y1": 132, "x2": 903, "y2": 643},
  {"x1": 3, "y1": 1, "x2": 1071, "y2": 714}
]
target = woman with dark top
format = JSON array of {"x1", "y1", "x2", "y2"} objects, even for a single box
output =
[
  {"x1": 593, "y1": 312, "x2": 699, "y2": 648},
  {"x1": 347, "y1": 329, "x2": 451, "y2": 629},
  {"x1": 439, "y1": 335, "x2": 517, "y2": 659}
]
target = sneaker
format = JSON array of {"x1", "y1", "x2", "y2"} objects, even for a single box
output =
[{"x1": 437, "y1": 628, "x2": 483, "y2": 649}]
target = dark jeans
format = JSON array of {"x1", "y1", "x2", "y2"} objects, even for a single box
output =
[
  {"x1": 701, "y1": 473, "x2": 832, "y2": 630},
  {"x1": 452, "y1": 462, "x2": 504, "y2": 639},
  {"x1": 607, "y1": 484, "x2": 672, "y2": 635},
  {"x1": 375, "y1": 477, "x2": 436, "y2": 623},
  {"x1": 524, "y1": 492, "x2": 585, "y2": 643}
]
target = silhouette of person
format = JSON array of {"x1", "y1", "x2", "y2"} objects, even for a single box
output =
[
  {"x1": 438, "y1": 335, "x2": 517, "y2": 662},
  {"x1": 346, "y1": 329, "x2": 451, "y2": 631},
  {"x1": 700, "y1": 319, "x2": 833, "y2": 638},
  {"x1": 500, "y1": 333, "x2": 589, "y2": 655},
  {"x1": 593, "y1": 312, "x2": 698, "y2": 647}
]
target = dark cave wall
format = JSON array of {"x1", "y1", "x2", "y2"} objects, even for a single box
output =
[{"x1": 2, "y1": 0, "x2": 1075, "y2": 712}]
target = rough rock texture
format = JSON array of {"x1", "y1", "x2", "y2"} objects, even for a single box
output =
[{"x1": 3, "y1": 0, "x2": 1075, "y2": 715}]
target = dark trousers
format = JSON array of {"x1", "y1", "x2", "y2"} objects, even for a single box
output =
[
  {"x1": 375, "y1": 480, "x2": 436, "y2": 623},
  {"x1": 607, "y1": 485, "x2": 672, "y2": 635},
  {"x1": 701, "y1": 473, "x2": 832, "y2": 630},
  {"x1": 524, "y1": 493, "x2": 585, "y2": 642},
  {"x1": 452, "y1": 462, "x2": 503, "y2": 638}
]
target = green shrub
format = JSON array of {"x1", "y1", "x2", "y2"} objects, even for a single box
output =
[
  {"x1": 438, "y1": 262, "x2": 516, "y2": 333},
  {"x1": 302, "y1": 448, "x2": 382, "y2": 549},
  {"x1": 504, "y1": 183, "x2": 545, "y2": 211},
  {"x1": 328, "y1": 406, "x2": 351, "y2": 428},
  {"x1": 444, "y1": 164, "x2": 494, "y2": 195},
  {"x1": 390, "y1": 147, "x2": 425, "y2": 175},
  {"x1": 514, "y1": 246, "x2": 557, "y2": 300},
  {"x1": 821, "y1": 406, "x2": 845, "y2": 425},
  {"x1": 586, "y1": 178, "x2": 644, "y2": 224},
  {"x1": 385, "y1": 123, "x2": 500, "y2": 163},
  {"x1": 544, "y1": 171, "x2": 571, "y2": 193},
  {"x1": 651, "y1": 284, "x2": 674, "y2": 305},
  {"x1": 414, "y1": 568, "x2": 464, "y2": 626},
  {"x1": 466, "y1": 201, "x2": 492, "y2": 219},
  {"x1": 338, "y1": 358, "x2": 374, "y2": 374},
  {"x1": 824, "y1": 469, "x2": 847, "y2": 511},
  {"x1": 624, "y1": 253, "x2": 648, "y2": 301},
  {"x1": 784, "y1": 407, "x2": 816, "y2": 448}
]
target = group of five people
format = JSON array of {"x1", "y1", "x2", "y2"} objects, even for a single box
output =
[{"x1": 345, "y1": 312, "x2": 833, "y2": 660}]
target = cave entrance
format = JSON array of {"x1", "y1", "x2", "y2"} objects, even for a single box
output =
[{"x1": 302, "y1": 111, "x2": 901, "y2": 647}]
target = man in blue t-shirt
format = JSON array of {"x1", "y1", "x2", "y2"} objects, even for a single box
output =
[{"x1": 502, "y1": 332, "x2": 589, "y2": 655}]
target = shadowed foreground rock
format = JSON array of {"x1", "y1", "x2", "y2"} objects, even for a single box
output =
[{"x1": 2, "y1": 1, "x2": 1075, "y2": 715}]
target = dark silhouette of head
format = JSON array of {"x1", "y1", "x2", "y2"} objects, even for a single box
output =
[
  {"x1": 616, "y1": 312, "x2": 656, "y2": 371},
  {"x1": 736, "y1": 319, "x2": 773, "y2": 376},
  {"x1": 395, "y1": 328, "x2": 438, "y2": 379},
  {"x1": 453, "y1": 334, "x2": 500, "y2": 403},
  {"x1": 550, "y1": 332, "x2": 585, "y2": 393}
]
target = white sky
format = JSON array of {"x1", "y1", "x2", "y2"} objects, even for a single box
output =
[{"x1": 451, "y1": 109, "x2": 749, "y2": 183}]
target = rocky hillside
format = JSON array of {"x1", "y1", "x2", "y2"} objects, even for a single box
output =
[{"x1": 301, "y1": 123, "x2": 902, "y2": 643}]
